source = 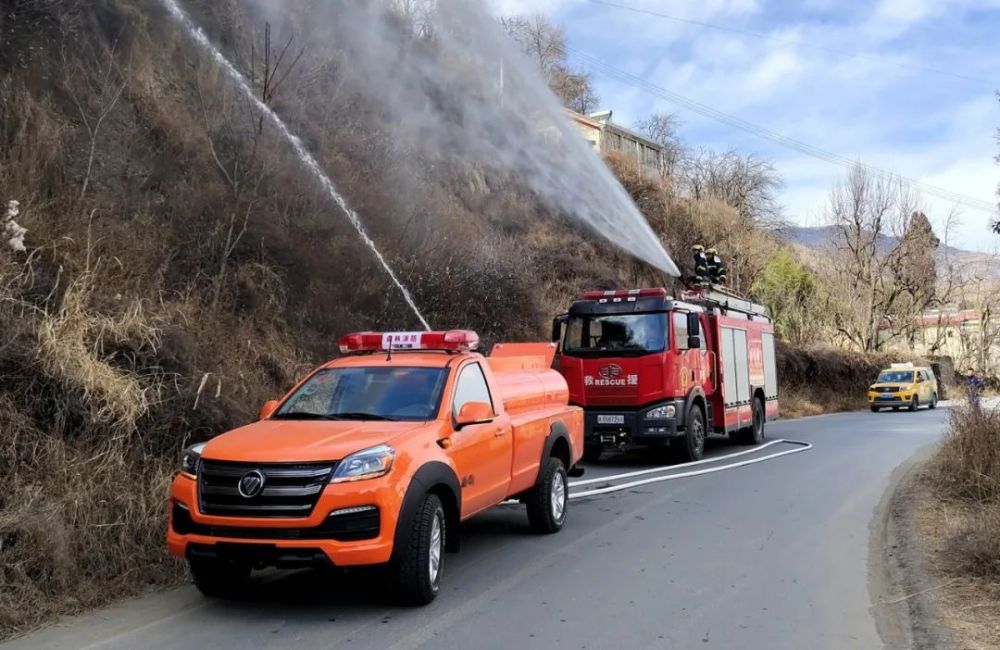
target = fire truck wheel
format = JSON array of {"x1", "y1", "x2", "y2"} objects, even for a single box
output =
[
  {"x1": 393, "y1": 493, "x2": 445, "y2": 605},
  {"x1": 675, "y1": 407, "x2": 706, "y2": 462},
  {"x1": 582, "y1": 443, "x2": 603, "y2": 463},
  {"x1": 749, "y1": 398, "x2": 765, "y2": 445},
  {"x1": 189, "y1": 557, "x2": 250, "y2": 597},
  {"x1": 526, "y1": 458, "x2": 569, "y2": 534}
]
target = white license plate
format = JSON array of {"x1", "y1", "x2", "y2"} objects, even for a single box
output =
[{"x1": 597, "y1": 414, "x2": 625, "y2": 425}]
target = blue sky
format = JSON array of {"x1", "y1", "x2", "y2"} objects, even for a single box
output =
[{"x1": 491, "y1": 0, "x2": 1000, "y2": 252}]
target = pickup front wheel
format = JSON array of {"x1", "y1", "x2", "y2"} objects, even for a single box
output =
[
  {"x1": 526, "y1": 458, "x2": 568, "y2": 534},
  {"x1": 392, "y1": 493, "x2": 445, "y2": 605}
]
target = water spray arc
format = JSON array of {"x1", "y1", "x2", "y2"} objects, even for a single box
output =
[{"x1": 158, "y1": 0, "x2": 431, "y2": 331}]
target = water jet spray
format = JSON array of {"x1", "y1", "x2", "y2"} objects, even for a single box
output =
[{"x1": 158, "y1": 0, "x2": 432, "y2": 330}]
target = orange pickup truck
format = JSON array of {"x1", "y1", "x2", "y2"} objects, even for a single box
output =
[{"x1": 167, "y1": 330, "x2": 583, "y2": 604}]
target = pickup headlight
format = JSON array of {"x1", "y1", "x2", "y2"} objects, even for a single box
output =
[
  {"x1": 180, "y1": 443, "x2": 206, "y2": 478},
  {"x1": 330, "y1": 445, "x2": 395, "y2": 483},
  {"x1": 645, "y1": 405, "x2": 676, "y2": 420}
]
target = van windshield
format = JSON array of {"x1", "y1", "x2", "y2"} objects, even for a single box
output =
[
  {"x1": 876, "y1": 370, "x2": 914, "y2": 384},
  {"x1": 274, "y1": 367, "x2": 448, "y2": 421},
  {"x1": 563, "y1": 313, "x2": 667, "y2": 356}
]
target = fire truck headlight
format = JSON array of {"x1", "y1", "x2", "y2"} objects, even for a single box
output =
[{"x1": 645, "y1": 405, "x2": 676, "y2": 420}]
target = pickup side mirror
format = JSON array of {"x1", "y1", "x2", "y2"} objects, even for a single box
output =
[
  {"x1": 687, "y1": 335, "x2": 701, "y2": 350},
  {"x1": 551, "y1": 313, "x2": 568, "y2": 343},
  {"x1": 687, "y1": 312, "x2": 701, "y2": 337},
  {"x1": 455, "y1": 401, "x2": 494, "y2": 428},
  {"x1": 259, "y1": 400, "x2": 280, "y2": 420}
]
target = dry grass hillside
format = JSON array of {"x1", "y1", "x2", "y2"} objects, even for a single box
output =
[
  {"x1": 0, "y1": 0, "x2": 669, "y2": 634},
  {"x1": 0, "y1": 0, "x2": 926, "y2": 637}
]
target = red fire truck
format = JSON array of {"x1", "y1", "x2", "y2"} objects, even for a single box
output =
[{"x1": 553, "y1": 287, "x2": 779, "y2": 463}]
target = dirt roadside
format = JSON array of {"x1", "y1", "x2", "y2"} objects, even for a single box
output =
[{"x1": 871, "y1": 445, "x2": 1000, "y2": 649}]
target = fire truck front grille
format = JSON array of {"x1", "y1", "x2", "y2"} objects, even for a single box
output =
[{"x1": 198, "y1": 460, "x2": 336, "y2": 518}]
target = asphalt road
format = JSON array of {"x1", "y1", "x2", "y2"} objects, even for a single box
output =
[{"x1": 5, "y1": 406, "x2": 950, "y2": 650}]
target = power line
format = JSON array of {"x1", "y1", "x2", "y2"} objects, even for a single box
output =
[
  {"x1": 587, "y1": 0, "x2": 997, "y2": 87},
  {"x1": 564, "y1": 46, "x2": 997, "y2": 213}
]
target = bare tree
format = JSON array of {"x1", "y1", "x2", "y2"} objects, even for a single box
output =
[
  {"x1": 61, "y1": 35, "x2": 128, "y2": 201},
  {"x1": 194, "y1": 21, "x2": 304, "y2": 308},
  {"x1": 499, "y1": 14, "x2": 599, "y2": 114},
  {"x1": 823, "y1": 165, "x2": 934, "y2": 352},
  {"x1": 636, "y1": 112, "x2": 684, "y2": 179},
  {"x1": 952, "y1": 266, "x2": 1000, "y2": 374},
  {"x1": 681, "y1": 149, "x2": 783, "y2": 226}
]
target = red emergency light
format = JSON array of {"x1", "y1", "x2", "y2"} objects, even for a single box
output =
[
  {"x1": 581, "y1": 288, "x2": 668, "y2": 303},
  {"x1": 338, "y1": 330, "x2": 480, "y2": 354}
]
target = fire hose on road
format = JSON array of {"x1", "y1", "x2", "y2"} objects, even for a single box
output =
[{"x1": 568, "y1": 439, "x2": 813, "y2": 500}]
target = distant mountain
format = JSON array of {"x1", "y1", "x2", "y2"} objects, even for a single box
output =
[{"x1": 777, "y1": 226, "x2": 1000, "y2": 279}]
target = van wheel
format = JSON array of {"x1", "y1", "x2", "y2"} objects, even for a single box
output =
[
  {"x1": 675, "y1": 407, "x2": 705, "y2": 462},
  {"x1": 929, "y1": 393, "x2": 938, "y2": 409},
  {"x1": 189, "y1": 557, "x2": 250, "y2": 597},
  {"x1": 908, "y1": 397, "x2": 919, "y2": 412},
  {"x1": 393, "y1": 493, "x2": 445, "y2": 605},
  {"x1": 526, "y1": 458, "x2": 568, "y2": 534},
  {"x1": 870, "y1": 405, "x2": 880, "y2": 412},
  {"x1": 582, "y1": 443, "x2": 602, "y2": 463}
]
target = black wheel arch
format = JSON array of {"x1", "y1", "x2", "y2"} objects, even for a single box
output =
[
  {"x1": 394, "y1": 461, "x2": 462, "y2": 555},
  {"x1": 683, "y1": 387, "x2": 707, "y2": 427},
  {"x1": 541, "y1": 420, "x2": 572, "y2": 472}
]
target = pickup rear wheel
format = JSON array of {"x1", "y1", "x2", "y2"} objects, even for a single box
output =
[
  {"x1": 189, "y1": 557, "x2": 250, "y2": 598},
  {"x1": 526, "y1": 457, "x2": 568, "y2": 534},
  {"x1": 392, "y1": 493, "x2": 445, "y2": 605}
]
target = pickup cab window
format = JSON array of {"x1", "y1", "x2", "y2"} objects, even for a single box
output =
[
  {"x1": 274, "y1": 366, "x2": 448, "y2": 421},
  {"x1": 453, "y1": 362, "x2": 494, "y2": 417}
]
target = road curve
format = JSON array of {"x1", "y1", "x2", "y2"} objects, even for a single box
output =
[{"x1": 4, "y1": 407, "x2": 948, "y2": 650}]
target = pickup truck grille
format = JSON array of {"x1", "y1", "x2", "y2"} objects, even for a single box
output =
[{"x1": 198, "y1": 460, "x2": 336, "y2": 518}]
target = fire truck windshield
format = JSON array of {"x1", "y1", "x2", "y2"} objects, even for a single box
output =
[{"x1": 563, "y1": 313, "x2": 667, "y2": 356}]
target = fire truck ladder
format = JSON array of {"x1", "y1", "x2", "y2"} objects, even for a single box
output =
[{"x1": 682, "y1": 286, "x2": 769, "y2": 319}]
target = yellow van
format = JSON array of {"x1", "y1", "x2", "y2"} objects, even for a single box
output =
[{"x1": 868, "y1": 363, "x2": 938, "y2": 412}]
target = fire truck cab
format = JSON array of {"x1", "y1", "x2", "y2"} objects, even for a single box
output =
[{"x1": 553, "y1": 287, "x2": 779, "y2": 463}]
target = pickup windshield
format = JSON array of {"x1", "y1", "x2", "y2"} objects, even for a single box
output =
[
  {"x1": 563, "y1": 313, "x2": 667, "y2": 356},
  {"x1": 274, "y1": 366, "x2": 448, "y2": 421},
  {"x1": 876, "y1": 370, "x2": 914, "y2": 383}
]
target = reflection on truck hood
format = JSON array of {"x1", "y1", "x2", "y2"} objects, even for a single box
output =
[{"x1": 201, "y1": 419, "x2": 429, "y2": 463}]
